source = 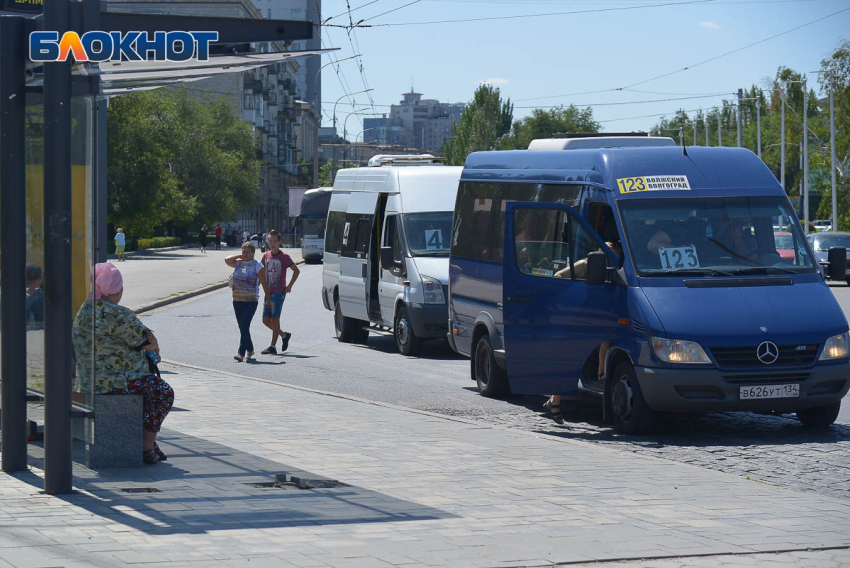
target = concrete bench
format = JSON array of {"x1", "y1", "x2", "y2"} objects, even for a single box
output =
[{"x1": 86, "y1": 394, "x2": 144, "y2": 469}]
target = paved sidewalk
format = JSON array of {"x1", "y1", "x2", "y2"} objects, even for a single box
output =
[
  {"x1": 2, "y1": 361, "x2": 849, "y2": 567},
  {"x1": 111, "y1": 247, "x2": 304, "y2": 312}
]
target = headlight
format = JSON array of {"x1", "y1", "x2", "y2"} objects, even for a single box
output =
[
  {"x1": 820, "y1": 332, "x2": 850, "y2": 360},
  {"x1": 420, "y1": 275, "x2": 445, "y2": 304},
  {"x1": 650, "y1": 337, "x2": 711, "y2": 364}
]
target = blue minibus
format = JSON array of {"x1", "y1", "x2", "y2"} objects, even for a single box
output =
[{"x1": 448, "y1": 136, "x2": 850, "y2": 433}]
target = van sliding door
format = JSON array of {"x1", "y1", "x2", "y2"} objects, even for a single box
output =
[{"x1": 338, "y1": 192, "x2": 379, "y2": 322}]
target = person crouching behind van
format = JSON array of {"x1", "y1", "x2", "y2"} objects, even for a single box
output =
[{"x1": 260, "y1": 230, "x2": 300, "y2": 355}]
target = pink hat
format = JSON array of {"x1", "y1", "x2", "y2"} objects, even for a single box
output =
[{"x1": 91, "y1": 262, "x2": 123, "y2": 300}]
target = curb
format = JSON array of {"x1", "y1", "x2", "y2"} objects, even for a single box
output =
[
  {"x1": 109, "y1": 245, "x2": 187, "y2": 259},
  {"x1": 133, "y1": 258, "x2": 306, "y2": 314}
]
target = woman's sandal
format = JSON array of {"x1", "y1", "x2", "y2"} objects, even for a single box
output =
[
  {"x1": 153, "y1": 442, "x2": 167, "y2": 462},
  {"x1": 233, "y1": 354, "x2": 243, "y2": 362},
  {"x1": 143, "y1": 449, "x2": 160, "y2": 465},
  {"x1": 543, "y1": 399, "x2": 565, "y2": 425}
]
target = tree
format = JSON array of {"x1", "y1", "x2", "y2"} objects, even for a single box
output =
[
  {"x1": 440, "y1": 84, "x2": 513, "y2": 165},
  {"x1": 107, "y1": 88, "x2": 262, "y2": 238},
  {"x1": 506, "y1": 105, "x2": 600, "y2": 149},
  {"x1": 814, "y1": 40, "x2": 850, "y2": 231}
]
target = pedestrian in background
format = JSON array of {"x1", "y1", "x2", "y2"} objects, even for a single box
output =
[
  {"x1": 114, "y1": 228, "x2": 126, "y2": 262},
  {"x1": 263, "y1": 228, "x2": 271, "y2": 253},
  {"x1": 232, "y1": 227, "x2": 240, "y2": 249},
  {"x1": 214, "y1": 224, "x2": 223, "y2": 250},
  {"x1": 26, "y1": 262, "x2": 44, "y2": 330},
  {"x1": 242, "y1": 227, "x2": 250, "y2": 246},
  {"x1": 225, "y1": 242, "x2": 272, "y2": 362},
  {"x1": 260, "y1": 230, "x2": 300, "y2": 355},
  {"x1": 199, "y1": 224, "x2": 208, "y2": 254}
]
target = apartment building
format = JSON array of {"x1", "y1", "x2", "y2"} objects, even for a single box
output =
[{"x1": 363, "y1": 91, "x2": 465, "y2": 154}]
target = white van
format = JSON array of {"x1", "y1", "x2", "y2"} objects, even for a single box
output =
[{"x1": 321, "y1": 155, "x2": 462, "y2": 355}]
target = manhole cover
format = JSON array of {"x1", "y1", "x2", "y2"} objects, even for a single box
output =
[
  {"x1": 245, "y1": 474, "x2": 348, "y2": 490},
  {"x1": 120, "y1": 487, "x2": 161, "y2": 493}
]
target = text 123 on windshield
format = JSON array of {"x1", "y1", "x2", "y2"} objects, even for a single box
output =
[{"x1": 29, "y1": 31, "x2": 219, "y2": 62}]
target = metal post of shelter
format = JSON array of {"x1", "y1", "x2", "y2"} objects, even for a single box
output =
[
  {"x1": 1, "y1": 15, "x2": 29, "y2": 473},
  {"x1": 43, "y1": 0, "x2": 75, "y2": 495},
  {"x1": 803, "y1": 81, "x2": 809, "y2": 233}
]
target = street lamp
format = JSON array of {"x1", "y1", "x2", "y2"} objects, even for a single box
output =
[
  {"x1": 332, "y1": 88, "x2": 374, "y2": 135},
  {"x1": 311, "y1": 54, "x2": 360, "y2": 187},
  {"x1": 811, "y1": 69, "x2": 838, "y2": 233}
]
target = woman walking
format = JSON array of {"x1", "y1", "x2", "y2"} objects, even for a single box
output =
[
  {"x1": 199, "y1": 224, "x2": 208, "y2": 253},
  {"x1": 225, "y1": 242, "x2": 272, "y2": 362}
]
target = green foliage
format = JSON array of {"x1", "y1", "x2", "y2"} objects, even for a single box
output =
[
  {"x1": 504, "y1": 106, "x2": 600, "y2": 149},
  {"x1": 136, "y1": 237, "x2": 182, "y2": 250},
  {"x1": 441, "y1": 84, "x2": 514, "y2": 165},
  {"x1": 107, "y1": 88, "x2": 262, "y2": 238}
]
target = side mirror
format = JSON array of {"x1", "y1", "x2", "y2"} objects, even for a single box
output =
[
  {"x1": 380, "y1": 246, "x2": 404, "y2": 275},
  {"x1": 828, "y1": 246, "x2": 847, "y2": 280},
  {"x1": 586, "y1": 251, "x2": 608, "y2": 286}
]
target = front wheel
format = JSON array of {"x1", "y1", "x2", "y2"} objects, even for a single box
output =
[
  {"x1": 473, "y1": 334, "x2": 510, "y2": 398},
  {"x1": 334, "y1": 299, "x2": 357, "y2": 343},
  {"x1": 394, "y1": 306, "x2": 421, "y2": 356},
  {"x1": 796, "y1": 401, "x2": 841, "y2": 428},
  {"x1": 610, "y1": 361, "x2": 656, "y2": 434},
  {"x1": 845, "y1": 278, "x2": 850, "y2": 286}
]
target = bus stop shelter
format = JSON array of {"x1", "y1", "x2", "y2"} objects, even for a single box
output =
[{"x1": 0, "y1": 0, "x2": 329, "y2": 494}]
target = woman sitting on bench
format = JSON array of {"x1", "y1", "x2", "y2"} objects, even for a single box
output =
[{"x1": 72, "y1": 263, "x2": 175, "y2": 465}]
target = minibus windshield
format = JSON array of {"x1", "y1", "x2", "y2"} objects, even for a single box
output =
[
  {"x1": 403, "y1": 212, "x2": 453, "y2": 256},
  {"x1": 812, "y1": 235, "x2": 850, "y2": 251},
  {"x1": 619, "y1": 197, "x2": 817, "y2": 276}
]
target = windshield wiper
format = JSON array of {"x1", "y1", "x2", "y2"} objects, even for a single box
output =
[
  {"x1": 413, "y1": 251, "x2": 449, "y2": 257},
  {"x1": 660, "y1": 267, "x2": 734, "y2": 276}
]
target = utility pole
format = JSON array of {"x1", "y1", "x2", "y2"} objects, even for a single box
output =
[
  {"x1": 830, "y1": 70, "x2": 837, "y2": 232},
  {"x1": 756, "y1": 96, "x2": 761, "y2": 158},
  {"x1": 694, "y1": 114, "x2": 698, "y2": 146},
  {"x1": 736, "y1": 88, "x2": 744, "y2": 147},
  {"x1": 705, "y1": 115, "x2": 709, "y2": 146},
  {"x1": 717, "y1": 108, "x2": 722, "y2": 147},
  {"x1": 803, "y1": 79, "x2": 809, "y2": 233},
  {"x1": 780, "y1": 85, "x2": 786, "y2": 190}
]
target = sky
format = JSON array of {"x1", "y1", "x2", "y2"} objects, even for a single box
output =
[{"x1": 315, "y1": 0, "x2": 850, "y2": 140}]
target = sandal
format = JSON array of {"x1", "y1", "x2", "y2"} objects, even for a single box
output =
[
  {"x1": 543, "y1": 399, "x2": 565, "y2": 425},
  {"x1": 153, "y1": 442, "x2": 167, "y2": 462},
  {"x1": 233, "y1": 354, "x2": 243, "y2": 362},
  {"x1": 143, "y1": 449, "x2": 160, "y2": 465}
]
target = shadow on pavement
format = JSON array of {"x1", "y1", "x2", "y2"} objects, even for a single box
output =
[
  {"x1": 466, "y1": 388, "x2": 850, "y2": 448},
  {"x1": 351, "y1": 334, "x2": 467, "y2": 361},
  {"x1": 10, "y1": 431, "x2": 454, "y2": 536}
]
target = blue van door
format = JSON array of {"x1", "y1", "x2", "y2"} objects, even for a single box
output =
[{"x1": 503, "y1": 202, "x2": 620, "y2": 396}]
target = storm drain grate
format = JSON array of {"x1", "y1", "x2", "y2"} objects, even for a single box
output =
[
  {"x1": 245, "y1": 473, "x2": 348, "y2": 490},
  {"x1": 120, "y1": 487, "x2": 161, "y2": 493}
]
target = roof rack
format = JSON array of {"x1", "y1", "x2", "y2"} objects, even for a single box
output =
[
  {"x1": 367, "y1": 154, "x2": 445, "y2": 167},
  {"x1": 552, "y1": 132, "x2": 649, "y2": 138}
]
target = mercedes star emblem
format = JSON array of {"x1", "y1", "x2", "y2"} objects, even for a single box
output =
[
  {"x1": 760, "y1": 326, "x2": 768, "y2": 334},
  {"x1": 757, "y1": 341, "x2": 779, "y2": 364}
]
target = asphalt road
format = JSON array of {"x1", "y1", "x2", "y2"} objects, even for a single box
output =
[{"x1": 142, "y1": 265, "x2": 850, "y2": 499}]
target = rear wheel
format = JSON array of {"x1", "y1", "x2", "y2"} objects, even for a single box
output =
[
  {"x1": 353, "y1": 323, "x2": 370, "y2": 344},
  {"x1": 473, "y1": 334, "x2": 510, "y2": 398},
  {"x1": 394, "y1": 306, "x2": 421, "y2": 356},
  {"x1": 334, "y1": 299, "x2": 358, "y2": 343},
  {"x1": 610, "y1": 361, "x2": 656, "y2": 434},
  {"x1": 796, "y1": 401, "x2": 841, "y2": 428}
]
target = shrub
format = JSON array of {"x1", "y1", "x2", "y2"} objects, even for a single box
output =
[{"x1": 136, "y1": 236, "x2": 181, "y2": 250}]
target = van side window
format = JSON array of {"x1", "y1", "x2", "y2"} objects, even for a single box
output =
[
  {"x1": 570, "y1": 221, "x2": 600, "y2": 282},
  {"x1": 513, "y1": 209, "x2": 570, "y2": 278},
  {"x1": 384, "y1": 215, "x2": 404, "y2": 263},
  {"x1": 341, "y1": 213, "x2": 373, "y2": 258},
  {"x1": 325, "y1": 211, "x2": 345, "y2": 254},
  {"x1": 452, "y1": 181, "x2": 496, "y2": 260}
]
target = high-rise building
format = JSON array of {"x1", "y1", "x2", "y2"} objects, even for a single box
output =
[
  {"x1": 363, "y1": 91, "x2": 465, "y2": 153},
  {"x1": 248, "y1": 0, "x2": 321, "y2": 111}
]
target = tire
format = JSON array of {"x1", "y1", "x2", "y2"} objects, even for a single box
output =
[
  {"x1": 845, "y1": 278, "x2": 850, "y2": 286},
  {"x1": 796, "y1": 401, "x2": 841, "y2": 428},
  {"x1": 394, "y1": 306, "x2": 422, "y2": 356},
  {"x1": 473, "y1": 334, "x2": 510, "y2": 398},
  {"x1": 334, "y1": 299, "x2": 357, "y2": 343},
  {"x1": 610, "y1": 361, "x2": 656, "y2": 434}
]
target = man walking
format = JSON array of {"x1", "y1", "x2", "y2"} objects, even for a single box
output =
[
  {"x1": 260, "y1": 230, "x2": 300, "y2": 354},
  {"x1": 214, "y1": 224, "x2": 223, "y2": 250}
]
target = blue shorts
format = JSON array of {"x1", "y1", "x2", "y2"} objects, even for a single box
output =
[{"x1": 263, "y1": 292, "x2": 285, "y2": 318}]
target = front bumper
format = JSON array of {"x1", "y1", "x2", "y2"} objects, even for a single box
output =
[
  {"x1": 635, "y1": 362, "x2": 850, "y2": 412},
  {"x1": 406, "y1": 303, "x2": 449, "y2": 339}
]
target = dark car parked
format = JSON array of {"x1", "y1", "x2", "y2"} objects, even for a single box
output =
[{"x1": 807, "y1": 232, "x2": 850, "y2": 284}]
